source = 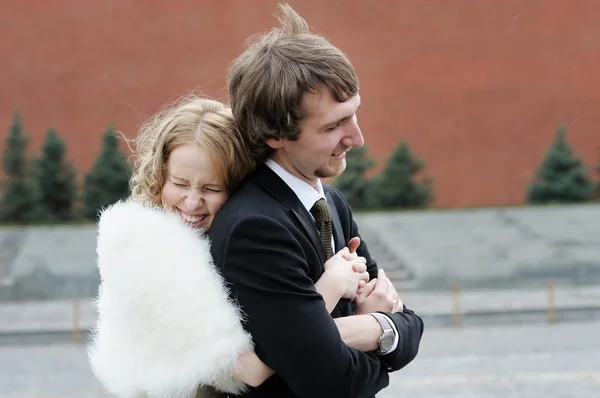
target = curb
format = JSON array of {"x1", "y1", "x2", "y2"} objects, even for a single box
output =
[
  {"x1": 418, "y1": 305, "x2": 600, "y2": 328},
  {"x1": 2, "y1": 306, "x2": 600, "y2": 345}
]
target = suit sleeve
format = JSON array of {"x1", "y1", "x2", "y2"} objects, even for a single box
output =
[
  {"x1": 220, "y1": 214, "x2": 389, "y2": 398},
  {"x1": 377, "y1": 306, "x2": 424, "y2": 371},
  {"x1": 334, "y1": 187, "x2": 425, "y2": 372}
]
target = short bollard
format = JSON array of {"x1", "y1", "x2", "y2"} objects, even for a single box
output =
[
  {"x1": 451, "y1": 283, "x2": 462, "y2": 327},
  {"x1": 73, "y1": 300, "x2": 82, "y2": 343},
  {"x1": 547, "y1": 281, "x2": 556, "y2": 323}
]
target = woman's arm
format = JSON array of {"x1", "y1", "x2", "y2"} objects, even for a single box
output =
[
  {"x1": 231, "y1": 241, "x2": 369, "y2": 387},
  {"x1": 317, "y1": 238, "x2": 368, "y2": 313},
  {"x1": 315, "y1": 268, "x2": 347, "y2": 313},
  {"x1": 232, "y1": 351, "x2": 275, "y2": 387},
  {"x1": 230, "y1": 266, "x2": 350, "y2": 387}
]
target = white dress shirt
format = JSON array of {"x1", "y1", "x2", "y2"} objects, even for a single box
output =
[{"x1": 265, "y1": 159, "x2": 399, "y2": 354}]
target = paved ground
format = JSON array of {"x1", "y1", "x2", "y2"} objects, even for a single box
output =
[
  {"x1": 2, "y1": 284, "x2": 600, "y2": 339},
  {"x1": 1, "y1": 320, "x2": 598, "y2": 397},
  {"x1": 380, "y1": 320, "x2": 600, "y2": 398}
]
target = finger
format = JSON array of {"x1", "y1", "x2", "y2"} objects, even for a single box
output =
[
  {"x1": 343, "y1": 251, "x2": 358, "y2": 261},
  {"x1": 385, "y1": 278, "x2": 400, "y2": 311},
  {"x1": 373, "y1": 269, "x2": 388, "y2": 293},
  {"x1": 395, "y1": 297, "x2": 404, "y2": 312},
  {"x1": 386, "y1": 276, "x2": 396, "y2": 296},
  {"x1": 391, "y1": 295, "x2": 403, "y2": 312},
  {"x1": 381, "y1": 270, "x2": 393, "y2": 289},
  {"x1": 352, "y1": 263, "x2": 367, "y2": 273},
  {"x1": 385, "y1": 275, "x2": 398, "y2": 301},
  {"x1": 354, "y1": 256, "x2": 366, "y2": 264},
  {"x1": 336, "y1": 247, "x2": 350, "y2": 256},
  {"x1": 348, "y1": 237, "x2": 360, "y2": 253},
  {"x1": 361, "y1": 278, "x2": 377, "y2": 297},
  {"x1": 357, "y1": 271, "x2": 370, "y2": 283}
]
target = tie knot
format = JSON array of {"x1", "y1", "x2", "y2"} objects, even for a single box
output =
[{"x1": 310, "y1": 198, "x2": 332, "y2": 223}]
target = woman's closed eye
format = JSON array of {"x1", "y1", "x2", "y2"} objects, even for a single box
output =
[
  {"x1": 201, "y1": 187, "x2": 225, "y2": 193},
  {"x1": 168, "y1": 176, "x2": 225, "y2": 193}
]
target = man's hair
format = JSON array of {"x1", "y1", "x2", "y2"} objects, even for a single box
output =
[
  {"x1": 227, "y1": 3, "x2": 359, "y2": 162},
  {"x1": 129, "y1": 95, "x2": 255, "y2": 206}
]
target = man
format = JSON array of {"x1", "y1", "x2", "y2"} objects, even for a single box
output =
[{"x1": 209, "y1": 4, "x2": 424, "y2": 397}]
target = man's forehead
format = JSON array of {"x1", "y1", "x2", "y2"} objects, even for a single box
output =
[{"x1": 302, "y1": 89, "x2": 361, "y2": 119}]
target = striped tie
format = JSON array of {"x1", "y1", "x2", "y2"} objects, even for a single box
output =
[{"x1": 310, "y1": 198, "x2": 334, "y2": 260}]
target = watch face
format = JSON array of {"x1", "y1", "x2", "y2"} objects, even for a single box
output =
[{"x1": 381, "y1": 332, "x2": 394, "y2": 351}]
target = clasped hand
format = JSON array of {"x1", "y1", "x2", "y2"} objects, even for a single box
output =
[
  {"x1": 323, "y1": 237, "x2": 403, "y2": 314},
  {"x1": 324, "y1": 237, "x2": 369, "y2": 300}
]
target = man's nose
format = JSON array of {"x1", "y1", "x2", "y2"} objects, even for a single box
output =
[{"x1": 343, "y1": 117, "x2": 364, "y2": 148}]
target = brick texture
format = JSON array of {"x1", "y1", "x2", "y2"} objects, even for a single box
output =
[{"x1": 1, "y1": 0, "x2": 599, "y2": 207}]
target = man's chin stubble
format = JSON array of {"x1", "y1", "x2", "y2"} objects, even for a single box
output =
[{"x1": 315, "y1": 161, "x2": 346, "y2": 179}]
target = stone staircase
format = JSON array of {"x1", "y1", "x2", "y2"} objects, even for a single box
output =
[
  {"x1": 2, "y1": 204, "x2": 600, "y2": 301},
  {"x1": 358, "y1": 223, "x2": 417, "y2": 289},
  {"x1": 0, "y1": 229, "x2": 27, "y2": 301}
]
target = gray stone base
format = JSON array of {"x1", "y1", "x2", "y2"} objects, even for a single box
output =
[{"x1": 1, "y1": 203, "x2": 599, "y2": 301}]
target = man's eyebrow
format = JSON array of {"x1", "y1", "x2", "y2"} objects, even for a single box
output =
[
  {"x1": 322, "y1": 101, "x2": 361, "y2": 127},
  {"x1": 322, "y1": 112, "x2": 358, "y2": 128}
]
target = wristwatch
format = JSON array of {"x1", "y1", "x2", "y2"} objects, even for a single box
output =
[{"x1": 369, "y1": 312, "x2": 395, "y2": 354}]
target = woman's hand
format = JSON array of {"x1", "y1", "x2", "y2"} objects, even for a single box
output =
[
  {"x1": 323, "y1": 240, "x2": 369, "y2": 300},
  {"x1": 341, "y1": 237, "x2": 367, "y2": 297}
]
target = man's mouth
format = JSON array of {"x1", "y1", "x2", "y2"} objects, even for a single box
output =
[{"x1": 331, "y1": 150, "x2": 347, "y2": 159}]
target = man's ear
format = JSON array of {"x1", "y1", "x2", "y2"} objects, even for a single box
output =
[{"x1": 266, "y1": 137, "x2": 285, "y2": 149}]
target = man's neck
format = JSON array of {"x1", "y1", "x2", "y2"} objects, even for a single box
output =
[
  {"x1": 267, "y1": 156, "x2": 319, "y2": 191},
  {"x1": 265, "y1": 158, "x2": 325, "y2": 213}
]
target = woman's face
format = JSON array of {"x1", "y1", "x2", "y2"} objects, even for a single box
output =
[{"x1": 160, "y1": 143, "x2": 229, "y2": 231}]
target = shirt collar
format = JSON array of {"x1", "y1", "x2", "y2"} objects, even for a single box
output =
[{"x1": 265, "y1": 158, "x2": 326, "y2": 213}]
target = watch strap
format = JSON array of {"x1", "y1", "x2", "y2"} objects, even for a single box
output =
[{"x1": 369, "y1": 312, "x2": 394, "y2": 353}]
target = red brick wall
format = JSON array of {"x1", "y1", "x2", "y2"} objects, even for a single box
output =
[{"x1": 1, "y1": 0, "x2": 599, "y2": 208}]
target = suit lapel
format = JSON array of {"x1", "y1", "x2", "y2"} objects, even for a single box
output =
[
  {"x1": 291, "y1": 208, "x2": 326, "y2": 266},
  {"x1": 326, "y1": 191, "x2": 345, "y2": 252},
  {"x1": 251, "y1": 166, "x2": 355, "y2": 316},
  {"x1": 325, "y1": 190, "x2": 355, "y2": 316},
  {"x1": 252, "y1": 164, "x2": 326, "y2": 265}
]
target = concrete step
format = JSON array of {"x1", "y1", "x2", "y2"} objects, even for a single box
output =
[{"x1": 0, "y1": 229, "x2": 26, "y2": 281}]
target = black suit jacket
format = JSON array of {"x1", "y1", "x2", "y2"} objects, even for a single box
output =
[{"x1": 209, "y1": 164, "x2": 424, "y2": 398}]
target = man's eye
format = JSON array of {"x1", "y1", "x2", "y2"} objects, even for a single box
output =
[{"x1": 327, "y1": 121, "x2": 343, "y2": 132}]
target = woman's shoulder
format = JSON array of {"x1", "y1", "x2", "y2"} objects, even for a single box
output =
[
  {"x1": 95, "y1": 197, "x2": 218, "y2": 298},
  {"x1": 90, "y1": 197, "x2": 253, "y2": 397},
  {"x1": 98, "y1": 198, "x2": 203, "y2": 237}
]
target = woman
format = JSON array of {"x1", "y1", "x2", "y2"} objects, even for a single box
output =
[{"x1": 88, "y1": 95, "x2": 370, "y2": 398}]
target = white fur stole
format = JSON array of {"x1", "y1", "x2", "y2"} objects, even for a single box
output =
[{"x1": 88, "y1": 199, "x2": 252, "y2": 398}]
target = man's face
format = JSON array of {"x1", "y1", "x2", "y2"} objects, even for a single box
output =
[{"x1": 268, "y1": 88, "x2": 364, "y2": 187}]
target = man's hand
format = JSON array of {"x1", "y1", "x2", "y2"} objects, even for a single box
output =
[
  {"x1": 355, "y1": 269, "x2": 403, "y2": 315},
  {"x1": 346, "y1": 237, "x2": 361, "y2": 254},
  {"x1": 343, "y1": 237, "x2": 367, "y2": 297}
]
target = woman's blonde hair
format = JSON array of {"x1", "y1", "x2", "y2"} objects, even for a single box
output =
[{"x1": 129, "y1": 95, "x2": 255, "y2": 206}]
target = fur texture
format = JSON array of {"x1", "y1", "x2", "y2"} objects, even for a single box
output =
[{"x1": 88, "y1": 199, "x2": 253, "y2": 398}]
